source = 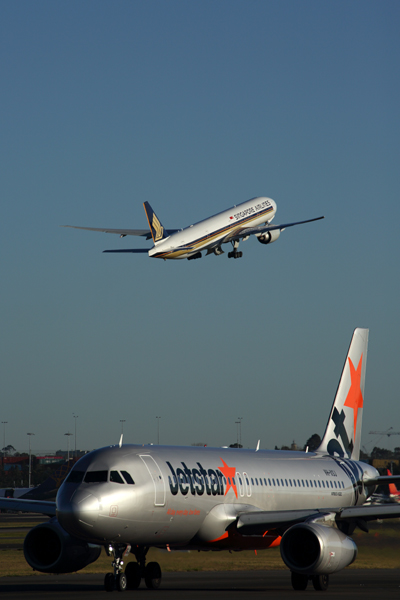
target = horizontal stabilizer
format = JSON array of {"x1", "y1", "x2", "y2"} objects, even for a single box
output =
[{"x1": 364, "y1": 474, "x2": 400, "y2": 486}]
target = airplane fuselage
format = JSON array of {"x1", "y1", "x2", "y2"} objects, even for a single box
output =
[
  {"x1": 56, "y1": 444, "x2": 378, "y2": 550},
  {"x1": 148, "y1": 197, "x2": 276, "y2": 259}
]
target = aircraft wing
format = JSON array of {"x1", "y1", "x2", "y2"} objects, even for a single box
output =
[
  {"x1": 0, "y1": 497, "x2": 56, "y2": 517},
  {"x1": 234, "y1": 215, "x2": 325, "y2": 240},
  {"x1": 237, "y1": 502, "x2": 400, "y2": 535},
  {"x1": 237, "y1": 509, "x2": 323, "y2": 534},
  {"x1": 63, "y1": 225, "x2": 153, "y2": 239}
]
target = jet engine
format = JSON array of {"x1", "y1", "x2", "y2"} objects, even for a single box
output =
[
  {"x1": 23, "y1": 518, "x2": 101, "y2": 574},
  {"x1": 257, "y1": 229, "x2": 280, "y2": 244},
  {"x1": 280, "y1": 523, "x2": 357, "y2": 575}
]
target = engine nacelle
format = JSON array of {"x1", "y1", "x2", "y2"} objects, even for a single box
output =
[
  {"x1": 257, "y1": 229, "x2": 281, "y2": 245},
  {"x1": 280, "y1": 522, "x2": 357, "y2": 575},
  {"x1": 23, "y1": 518, "x2": 101, "y2": 573}
]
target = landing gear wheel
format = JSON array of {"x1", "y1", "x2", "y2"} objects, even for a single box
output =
[
  {"x1": 144, "y1": 561, "x2": 162, "y2": 589},
  {"x1": 312, "y1": 574, "x2": 329, "y2": 591},
  {"x1": 116, "y1": 572, "x2": 127, "y2": 592},
  {"x1": 104, "y1": 572, "x2": 115, "y2": 592},
  {"x1": 291, "y1": 572, "x2": 308, "y2": 590},
  {"x1": 125, "y1": 562, "x2": 141, "y2": 590}
]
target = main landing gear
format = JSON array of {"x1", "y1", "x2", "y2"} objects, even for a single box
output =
[
  {"x1": 291, "y1": 571, "x2": 329, "y2": 591},
  {"x1": 104, "y1": 544, "x2": 162, "y2": 592},
  {"x1": 227, "y1": 240, "x2": 243, "y2": 259}
]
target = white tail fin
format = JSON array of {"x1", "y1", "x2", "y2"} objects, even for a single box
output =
[{"x1": 317, "y1": 328, "x2": 369, "y2": 460}]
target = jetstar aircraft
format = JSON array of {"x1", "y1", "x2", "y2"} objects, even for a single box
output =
[
  {"x1": 2, "y1": 328, "x2": 400, "y2": 593},
  {"x1": 64, "y1": 197, "x2": 324, "y2": 260}
]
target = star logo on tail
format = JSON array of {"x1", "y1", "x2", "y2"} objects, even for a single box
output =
[
  {"x1": 344, "y1": 354, "x2": 364, "y2": 439},
  {"x1": 218, "y1": 458, "x2": 238, "y2": 498}
]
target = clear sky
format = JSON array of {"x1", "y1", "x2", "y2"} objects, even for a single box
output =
[{"x1": 1, "y1": 1, "x2": 399, "y2": 456}]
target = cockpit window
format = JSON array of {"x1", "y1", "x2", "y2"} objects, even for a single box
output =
[
  {"x1": 65, "y1": 470, "x2": 84, "y2": 483},
  {"x1": 121, "y1": 471, "x2": 135, "y2": 484},
  {"x1": 110, "y1": 471, "x2": 124, "y2": 484},
  {"x1": 84, "y1": 470, "x2": 108, "y2": 483}
]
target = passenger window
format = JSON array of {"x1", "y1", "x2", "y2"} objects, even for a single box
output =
[
  {"x1": 306, "y1": 481, "x2": 309, "y2": 487},
  {"x1": 334, "y1": 481, "x2": 337, "y2": 488},
  {"x1": 318, "y1": 480, "x2": 321, "y2": 487},
  {"x1": 322, "y1": 481, "x2": 325, "y2": 488},
  {"x1": 110, "y1": 471, "x2": 124, "y2": 484},
  {"x1": 281, "y1": 479, "x2": 284, "y2": 486},
  {"x1": 121, "y1": 471, "x2": 135, "y2": 484},
  {"x1": 285, "y1": 479, "x2": 288, "y2": 486},
  {"x1": 268, "y1": 478, "x2": 271, "y2": 486},
  {"x1": 293, "y1": 480, "x2": 296, "y2": 487},
  {"x1": 251, "y1": 478, "x2": 254, "y2": 485}
]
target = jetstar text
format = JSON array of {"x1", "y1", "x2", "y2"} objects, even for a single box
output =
[{"x1": 166, "y1": 461, "x2": 226, "y2": 496}]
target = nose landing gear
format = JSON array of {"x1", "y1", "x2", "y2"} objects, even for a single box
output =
[{"x1": 104, "y1": 544, "x2": 162, "y2": 591}]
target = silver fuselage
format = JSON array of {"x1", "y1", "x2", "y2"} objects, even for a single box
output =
[{"x1": 56, "y1": 444, "x2": 378, "y2": 551}]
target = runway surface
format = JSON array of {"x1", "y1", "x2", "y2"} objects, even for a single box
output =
[{"x1": 1, "y1": 570, "x2": 400, "y2": 599}]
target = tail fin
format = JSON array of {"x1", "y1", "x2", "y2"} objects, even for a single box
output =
[
  {"x1": 316, "y1": 328, "x2": 369, "y2": 460},
  {"x1": 19, "y1": 460, "x2": 73, "y2": 501},
  {"x1": 143, "y1": 202, "x2": 167, "y2": 243}
]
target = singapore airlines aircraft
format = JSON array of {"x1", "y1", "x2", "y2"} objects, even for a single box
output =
[
  {"x1": 2, "y1": 329, "x2": 400, "y2": 593},
  {"x1": 65, "y1": 197, "x2": 324, "y2": 260}
]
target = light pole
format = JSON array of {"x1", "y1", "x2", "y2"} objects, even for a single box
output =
[
  {"x1": 1, "y1": 421, "x2": 7, "y2": 455},
  {"x1": 73, "y1": 414, "x2": 78, "y2": 458},
  {"x1": 237, "y1": 417, "x2": 243, "y2": 447},
  {"x1": 64, "y1": 433, "x2": 73, "y2": 462},
  {"x1": 27, "y1": 433, "x2": 35, "y2": 488},
  {"x1": 120, "y1": 420, "x2": 126, "y2": 435},
  {"x1": 156, "y1": 417, "x2": 161, "y2": 445},
  {"x1": 235, "y1": 420, "x2": 240, "y2": 446}
]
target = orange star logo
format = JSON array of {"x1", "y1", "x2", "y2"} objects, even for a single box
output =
[
  {"x1": 218, "y1": 458, "x2": 238, "y2": 498},
  {"x1": 344, "y1": 354, "x2": 364, "y2": 439}
]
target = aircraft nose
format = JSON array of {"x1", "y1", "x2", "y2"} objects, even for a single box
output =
[{"x1": 57, "y1": 488, "x2": 99, "y2": 537}]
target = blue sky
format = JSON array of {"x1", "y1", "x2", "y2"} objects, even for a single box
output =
[{"x1": 1, "y1": 1, "x2": 399, "y2": 456}]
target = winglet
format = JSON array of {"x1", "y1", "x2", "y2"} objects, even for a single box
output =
[
  {"x1": 143, "y1": 202, "x2": 167, "y2": 243},
  {"x1": 316, "y1": 328, "x2": 369, "y2": 460}
]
